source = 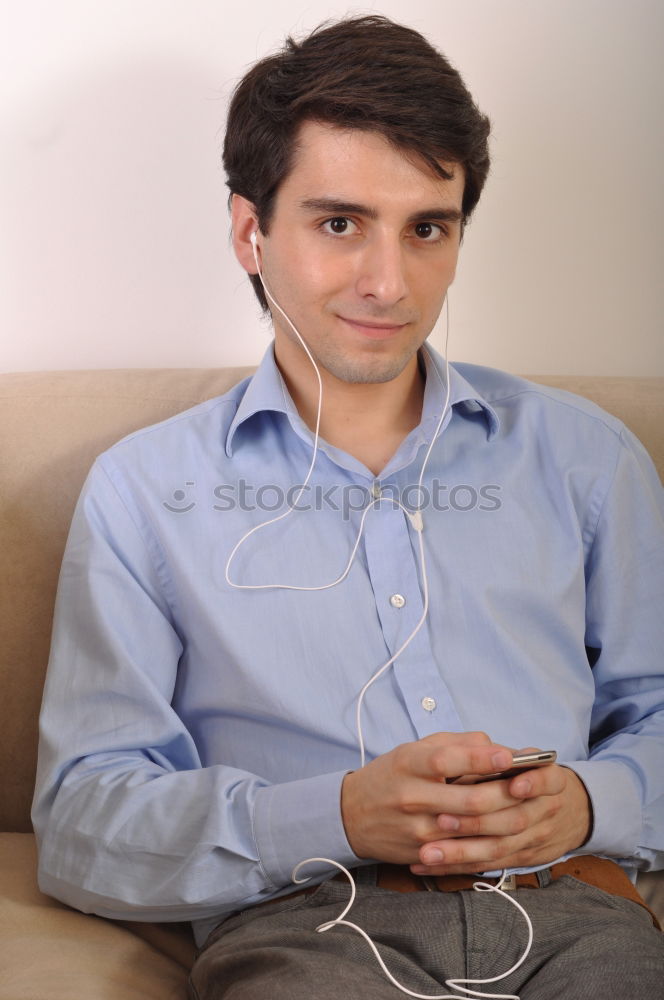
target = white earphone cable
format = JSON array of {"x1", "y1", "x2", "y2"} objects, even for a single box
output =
[
  {"x1": 231, "y1": 229, "x2": 532, "y2": 999},
  {"x1": 226, "y1": 230, "x2": 451, "y2": 768},
  {"x1": 292, "y1": 859, "x2": 533, "y2": 1000}
]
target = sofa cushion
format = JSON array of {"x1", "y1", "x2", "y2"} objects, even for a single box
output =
[{"x1": 0, "y1": 833, "x2": 196, "y2": 1000}]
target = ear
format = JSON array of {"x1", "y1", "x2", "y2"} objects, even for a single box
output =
[{"x1": 231, "y1": 195, "x2": 260, "y2": 274}]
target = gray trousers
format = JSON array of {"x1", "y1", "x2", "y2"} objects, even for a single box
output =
[{"x1": 188, "y1": 867, "x2": 664, "y2": 999}]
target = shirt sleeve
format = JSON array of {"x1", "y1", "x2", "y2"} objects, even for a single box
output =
[
  {"x1": 562, "y1": 426, "x2": 664, "y2": 870},
  {"x1": 31, "y1": 458, "x2": 359, "y2": 925}
]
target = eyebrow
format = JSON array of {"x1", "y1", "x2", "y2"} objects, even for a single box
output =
[{"x1": 298, "y1": 197, "x2": 463, "y2": 225}]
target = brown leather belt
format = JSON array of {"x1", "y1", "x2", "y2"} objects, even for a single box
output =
[{"x1": 261, "y1": 856, "x2": 660, "y2": 929}]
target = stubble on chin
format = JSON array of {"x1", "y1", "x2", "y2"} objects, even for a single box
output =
[
  {"x1": 312, "y1": 343, "x2": 422, "y2": 385},
  {"x1": 272, "y1": 306, "x2": 427, "y2": 387}
]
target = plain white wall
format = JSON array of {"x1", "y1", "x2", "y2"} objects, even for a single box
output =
[{"x1": 1, "y1": 0, "x2": 662, "y2": 375}]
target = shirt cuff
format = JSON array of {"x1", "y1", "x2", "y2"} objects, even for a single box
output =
[
  {"x1": 561, "y1": 758, "x2": 642, "y2": 859},
  {"x1": 252, "y1": 770, "x2": 361, "y2": 889}
]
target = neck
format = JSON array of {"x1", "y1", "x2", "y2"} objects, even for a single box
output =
[{"x1": 274, "y1": 340, "x2": 426, "y2": 476}]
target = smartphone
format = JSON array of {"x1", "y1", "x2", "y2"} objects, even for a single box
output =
[{"x1": 448, "y1": 750, "x2": 557, "y2": 784}]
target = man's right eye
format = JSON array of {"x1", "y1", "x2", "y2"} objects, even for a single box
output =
[{"x1": 321, "y1": 217, "x2": 357, "y2": 235}]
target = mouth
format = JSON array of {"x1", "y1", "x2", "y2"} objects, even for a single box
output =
[{"x1": 338, "y1": 316, "x2": 408, "y2": 340}]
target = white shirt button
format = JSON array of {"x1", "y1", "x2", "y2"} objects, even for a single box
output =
[
  {"x1": 389, "y1": 593, "x2": 406, "y2": 608},
  {"x1": 371, "y1": 481, "x2": 382, "y2": 499},
  {"x1": 421, "y1": 696, "x2": 437, "y2": 712}
]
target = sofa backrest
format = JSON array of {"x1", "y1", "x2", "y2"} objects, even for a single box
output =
[
  {"x1": 0, "y1": 368, "x2": 662, "y2": 832},
  {"x1": 0, "y1": 368, "x2": 254, "y2": 832}
]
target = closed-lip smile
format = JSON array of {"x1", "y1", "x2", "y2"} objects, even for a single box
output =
[{"x1": 339, "y1": 316, "x2": 407, "y2": 338}]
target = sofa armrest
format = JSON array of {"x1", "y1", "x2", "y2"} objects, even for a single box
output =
[{"x1": 0, "y1": 833, "x2": 196, "y2": 1000}]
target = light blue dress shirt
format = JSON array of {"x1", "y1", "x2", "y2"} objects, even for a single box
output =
[{"x1": 32, "y1": 344, "x2": 664, "y2": 947}]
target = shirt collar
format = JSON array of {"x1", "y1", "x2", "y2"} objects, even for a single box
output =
[
  {"x1": 225, "y1": 343, "x2": 301, "y2": 457},
  {"x1": 418, "y1": 343, "x2": 499, "y2": 440},
  {"x1": 225, "y1": 341, "x2": 499, "y2": 458}
]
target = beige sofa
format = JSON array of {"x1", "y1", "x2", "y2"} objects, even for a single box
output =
[{"x1": 1, "y1": 367, "x2": 662, "y2": 998}]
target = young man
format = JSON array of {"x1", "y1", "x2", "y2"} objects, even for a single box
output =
[{"x1": 33, "y1": 16, "x2": 664, "y2": 998}]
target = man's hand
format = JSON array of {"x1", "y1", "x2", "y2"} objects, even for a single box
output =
[
  {"x1": 340, "y1": 732, "x2": 593, "y2": 872},
  {"x1": 340, "y1": 731, "x2": 517, "y2": 863},
  {"x1": 410, "y1": 764, "x2": 593, "y2": 875}
]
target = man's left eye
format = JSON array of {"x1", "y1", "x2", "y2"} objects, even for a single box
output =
[{"x1": 414, "y1": 222, "x2": 443, "y2": 241}]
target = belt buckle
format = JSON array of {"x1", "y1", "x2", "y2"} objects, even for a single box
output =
[
  {"x1": 420, "y1": 872, "x2": 519, "y2": 892},
  {"x1": 499, "y1": 873, "x2": 518, "y2": 891}
]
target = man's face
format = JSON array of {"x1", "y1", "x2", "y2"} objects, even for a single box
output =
[{"x1": 253, "y1": 121, "x2": 465, "y2": 386}]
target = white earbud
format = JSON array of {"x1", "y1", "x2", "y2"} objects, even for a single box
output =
[{"x1": 250, "y1": 229, "x2": 260, "y2": 271}]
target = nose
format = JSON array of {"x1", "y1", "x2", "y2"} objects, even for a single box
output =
[{"x1": 355, "y1": 232, "x2": 408, "y2": 306}]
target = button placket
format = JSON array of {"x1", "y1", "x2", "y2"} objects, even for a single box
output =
[{"x1": 362, "y1": 493, "x2": 464, "y2": 739}]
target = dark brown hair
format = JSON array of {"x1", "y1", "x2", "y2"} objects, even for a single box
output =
[{"x1": 223, "y1": 15, "x2": 491, "y2": 310}]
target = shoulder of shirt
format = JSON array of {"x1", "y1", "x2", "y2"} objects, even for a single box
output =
[
  {"x1": 452, "y1": 361, "x2": 626, "y2": 440},
  {"x1": 93, "y1": 376, "x2": 251, "y2": 462}
]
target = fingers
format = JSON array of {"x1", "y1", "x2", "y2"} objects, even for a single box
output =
[
  {"x1": 447, "y1": 763, "x2": 565, "y2": 816},
  {"x1": 407, "y1": 732, "x2": 515, "y2": 782},
  {"x1": 507, "y1": 763, "x2": 565, "y2": 798},
  {"x1": 413, "y1": 833, "x2": 528, "y2": 872},
  {"x1": 413, "y1": 811, "x2": 558, "y2": 871},
  {"x1": 435, "y1": 800, "x2": 533, "y2": 839},
  {"x1": 410, "y1": 766, "x2": 590, "y2": 874},
  {"x1": 422, "y1": 731, "x2": 494, "y2": 747},
  {"x1": 429, "y1": 765, "x2": 564, "y2": 843}
]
